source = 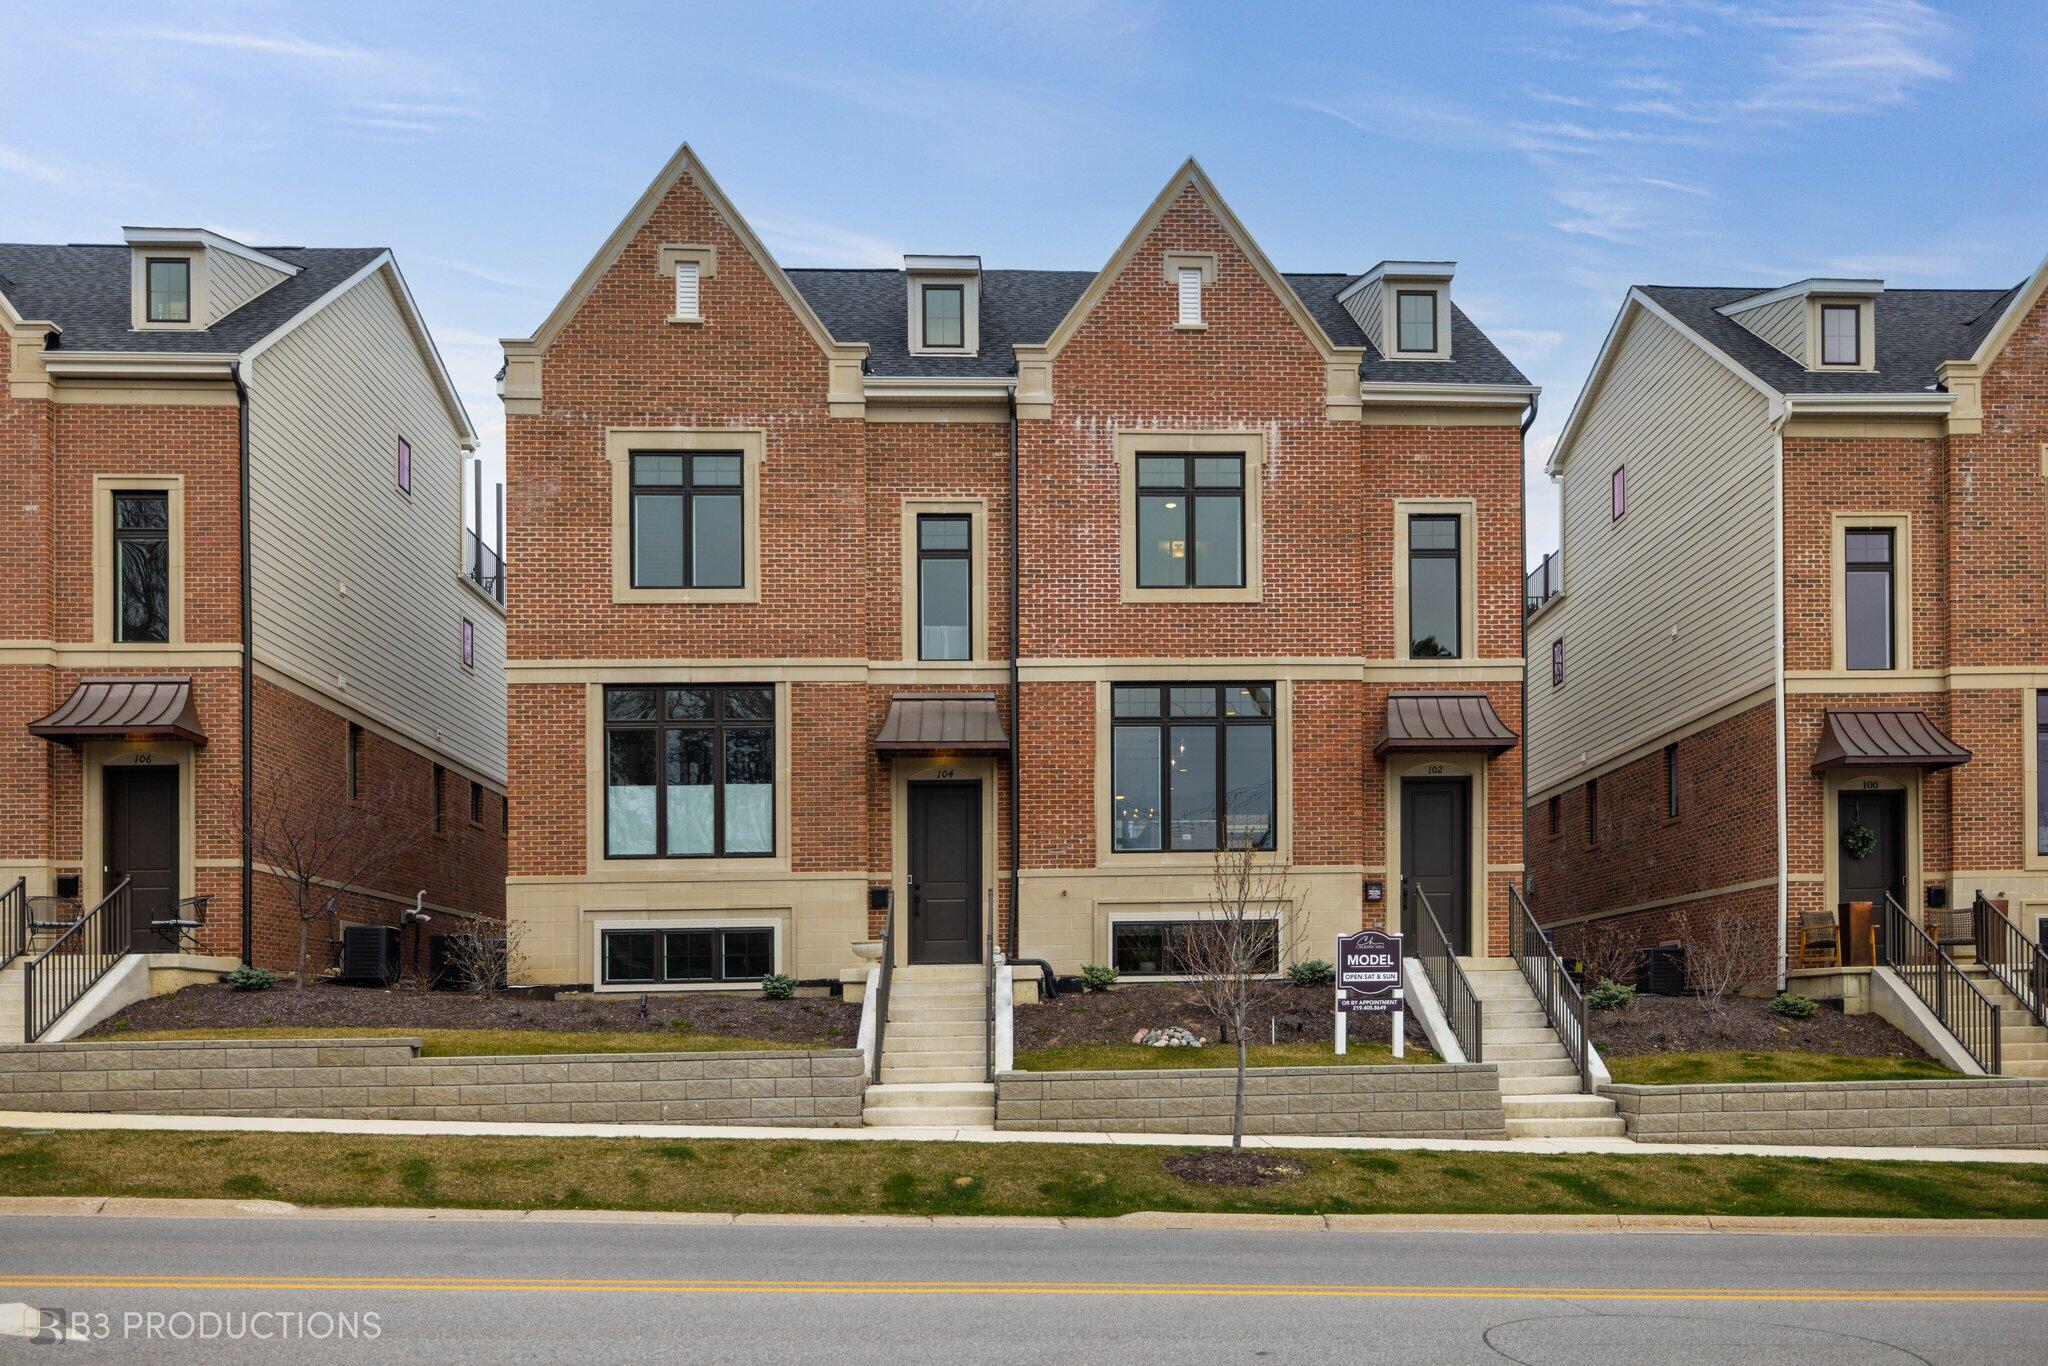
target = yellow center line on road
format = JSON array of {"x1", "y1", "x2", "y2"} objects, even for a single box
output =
[{"x1": 1, "y1": 1276, "x2": 2044, "y2": 1304}]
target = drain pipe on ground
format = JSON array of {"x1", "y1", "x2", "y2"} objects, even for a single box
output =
[{"x1": 230, "y1": 361, "x2": 254, "y2": 968}]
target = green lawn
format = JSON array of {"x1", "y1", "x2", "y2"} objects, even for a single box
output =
[
  {"x1": 94, "y1": 1026, "x2": 833, "y2": 1058},
  {"x1": 1013, "y1": 1041, "x2": 1437, "y2": 1072},
  {"x1": 1606, "y1": 1051, "x2": 1962, "y2": 1086},
  {"x1": 1, "y1": 1129, "x2": 2043, "y2": 1221}
]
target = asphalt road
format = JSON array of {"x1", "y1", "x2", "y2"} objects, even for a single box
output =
[{"x1": 2, "y1": 1215, "x2": 2044, "y2": 1362}]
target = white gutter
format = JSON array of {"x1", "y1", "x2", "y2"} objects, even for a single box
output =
[
  {"x1": 1780, "y1": 392, "x2": 1954, "y2": 417},
  {"x1": 1771, "y1": 401, "x2": 1790, "y2": 992},
  {"x1": 860, "y1": 376, "x2": 1015, "y2": 401},
  {"x1": 41, "y1": 352, "x2": 237, "y2": 378},
  {"x1": 1358, "y1": 381, "x2": 1540, "y2": 405}
]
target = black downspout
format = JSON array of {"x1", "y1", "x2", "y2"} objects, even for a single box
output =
[
  {"x1": 1007, "y1": 390, "x2": 1021, "y2": 960},
  {"x1": 1518, "y1": 392, "x2": 1539, "y2": 903},
  {"x1": 230, "y1": 362, "x2": 254, "y2": 967}
]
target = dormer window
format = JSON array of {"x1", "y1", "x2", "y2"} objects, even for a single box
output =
[
  {"x1": 146, "y1": 258, "x2": 190, "y2": 323},
  {"x1": 921, "y1": 284, "x2": 964, "y2": 349},
  {"x1": 1396, "y1": 290, "x2": 1437, "y2": 353},
  {"x1": 905, "y1": 255, "x2": 980, "y2": 356},
  {"x1": 1821, "y1": 304, "x2": 1859, "y2": 366}
]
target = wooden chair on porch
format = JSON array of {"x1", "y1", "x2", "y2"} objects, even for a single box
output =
[{"x1": 1800, "y1": 908, "x2": 1841, "y2": 968}]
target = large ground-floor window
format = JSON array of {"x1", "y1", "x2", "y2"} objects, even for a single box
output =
[
  {"x1": 1111, "y1": 683, "x2": 1275, "y2": 852},
  {"x1": 601, "y1": 926, "x2": 774, "y2": 985},
  {"x1": 604, "y1": 684, "x2": 774, "y2": 859}
]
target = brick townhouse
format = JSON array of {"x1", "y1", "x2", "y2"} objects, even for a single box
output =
[
  {"x1": 1525, "y1": 254, "x2": 2048, "y2": 987},
  {"x1": 500, "y1": 144, "x2": 1536, "y2": 997},
  {"x1": 0, "y1": 228, "x2": 507, "y2": 1017}
]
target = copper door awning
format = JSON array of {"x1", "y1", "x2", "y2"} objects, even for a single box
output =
[{"x1": 27, "y1": 677, "x2": 208, "y2": 747}]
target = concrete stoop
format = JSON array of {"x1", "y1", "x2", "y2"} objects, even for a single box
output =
[
  {"x1": 1460, "y1": 959, "x2": 1625, "y2": 1139},
  {"x1": 0, "y1": 961, "x2": 23, "y2": 1046},
  {"x1": 1962, "y1": 969, "x2": 2048, "y2": 1079},
  {"x1": 866, "y1": 965, "x2": 994, "y2": 1127}
]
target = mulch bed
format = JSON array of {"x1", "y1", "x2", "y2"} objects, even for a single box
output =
[
  {"x1": 1016, "y1": 982, "x2": 1427, "y2": 1051},
  {"x1": 85, "y1": 981, "x2": 861, "y2": 1047},
  {"x1": 1163, "y1": 1151, "x2": 1311, "y2": 1187},
  {"x1": 1588, "y1": 992, "x2": 1932, "y2": 1061}
]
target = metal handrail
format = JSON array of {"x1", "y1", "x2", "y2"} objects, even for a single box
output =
[
  {"x1": 984, "y1": 888, "x2": 997, "y2": 1083},
  {"x1": 1524, "y1": 549, "x2": 1561, "y2": 617},
  {"x1": 1508, "y1": 883, "x2": 1590, "y2": 1093},
  {"x1": 1881, "y1": 892, "x2": 2001, "y2": 1075},
  {"x1": 24, "y1": 878, "x2": 132, "y2": 1043},
  {"x1": 463, "y1": 528, "x2": 507, "y2": 605},
  {"x1": 0, "y1": 877, "x2": 25, "y2": 971},
  {"x1": 1973, "y1": 890, "x2": 2047, "y2": 1028},
  {"x1": 1407, "y1": 880, "x2": 1482, "y2": 1064},
  {"x1": 870, "y1": 901, "x2": 896, "y2": 1086}
]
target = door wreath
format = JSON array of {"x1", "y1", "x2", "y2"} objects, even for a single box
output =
[{"x1": 1841, "y1": 821, "x2": 1877, "y2": 861}]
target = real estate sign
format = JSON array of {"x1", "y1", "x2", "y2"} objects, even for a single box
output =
[{"x1": 1334, "y1": 929, "x2": 1404, "y2": 1058}]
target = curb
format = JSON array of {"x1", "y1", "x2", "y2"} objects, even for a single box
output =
[{"x1": 4, "y1": 1197, "x2": 2043, "y2": 1237}]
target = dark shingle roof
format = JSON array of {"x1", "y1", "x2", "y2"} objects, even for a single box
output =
[
  {"x1": 0, "y1": 243, "x2": 385, "y2": 354},
  {"x1": 1639, "y1": 284, "x2": 2018, "y2": 395},
  {"x1": 786, "y1": 267, "x2": 1531, "y2": 387}
]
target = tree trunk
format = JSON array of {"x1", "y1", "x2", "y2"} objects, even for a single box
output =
[
  {"x1": 296, "y1": 915, "x2": 308, "y2": 989},
  {"x1": 1232, "y1": 1026, "x2": 1248, "y2": 1152}
]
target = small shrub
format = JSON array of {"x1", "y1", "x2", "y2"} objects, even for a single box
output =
[
  {"x1": 1768, "y1": 992, "x2": 1818, "y2": 1020},
  {"x1": 1287, "y1": 959, "x2": 1335, "y2": 987},
  {"x1": 759, "y1": 973, "x2": 796, "y2": 1000},
  {"x1": 1079, "y1": 963, "x2": 1118, "y2": 992},
  {"x1": 1587, "y1": 978, "x2": 1635, "y2": 1011},
  {"x1": 223, "y1": 965, "x2": 280, "y2": 993}
]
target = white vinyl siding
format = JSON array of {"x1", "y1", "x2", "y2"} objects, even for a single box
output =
[
  {"x1": 247, "y1": 270, "x2": 507, "y2": 784},
  {"x1": 1525, "y1": 308, "x2": 1778, "y2": 797},
  {"x1": 674, "y1": 260, "x2": 701, "y2": 320},
  {"x1": 1176, "y1": 267, "x2": 1202, "y2": 325},
  {"x1": 204, "y1": 251, "x2": 291, "y2": 326},
  {"x1": 1725, "y1": 295, "x2": 1806, "y2": 365}
]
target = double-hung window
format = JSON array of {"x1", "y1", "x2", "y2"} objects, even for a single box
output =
[
  {"x1": 1844, "y1": 528, "x2": 1895, "y2": 670},
  {"x1": 1407, "y1": 514, "x2": 1461, "y2": 658},
  {"x1": 630, "y1": 451, "x2": 743, "y2": 590},
  {"x1": 604, "y1": 685, "x2": 774, "y2": 859},
  {"x1": 145, "y1": 258, "x2": 190, "y2": 323},
  {"x1": 1136, "y1": 454, "x2": 1243, "y2": 589},
  {"x1": 1111, "y1": 683, "x2": 1275, "y2": 852},
  {"x1": 921, "y1": 285, "x2": 964, "y2": 349},
  {"x1": 916, "y1": 514, "x2": 972, "y2": 660},
  {"x1": 1821, "y1": 305, "x2": 1859, "y2": 366},
  {"x1": 1396, "y1": 290, "x2": 1437, "y2": 353},
  {"x1": 601, "y1": 926, "x2": 774, "y2": 985},
  {"x1": 113, "y1": 490, "x2": 170, "y2": 643}
]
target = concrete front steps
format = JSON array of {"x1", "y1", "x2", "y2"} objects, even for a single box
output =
[
  {"x1": 0, "y1": 960, "x2": 24, "y2": 1045},
  {"x1": 863, "y1": 964, "x2": 994, "y2": 1127},
  {"x1": 1959, "y1": 966, "x2": 2048, "y2": 1079},
  {"x1": 1460, "y1": 958, "x2": 1624, "y2": 1139}
]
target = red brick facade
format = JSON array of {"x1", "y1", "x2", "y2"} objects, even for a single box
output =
[
  {"x1": 1, "y1": 315, "x2": 505, "y2": 978},
  {"x1": 1528, "y1": 273, "x2": 2048, "y2": 978},
  {"x1": 503, "y1": 156, "x2": 1530, "y2": 986}
]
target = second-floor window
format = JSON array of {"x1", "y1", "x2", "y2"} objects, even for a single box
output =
[
  {"x1": 917, "y1": 514, "x2": 971, "y2": 660},
  {"x1": 604, "y1": 685, "x2": 774, "y2": 859},
  {"x1": 1111, "y1": 683, "x2": 1274, "y2": 853},
  {"x1": 146, "y1": 258, "x2": 190, "y2": 323},
  {"x1": 113, "y1": 490, "x2": 170, "y2": 643},
  {"x1": 1396, "y1": 290, "x2": 1437, "y2": 353},
  {"x1": 1137, "y1": 454, "x2": 1244, "y2": 589},
  {"x1": 630, "y1": 452, "x2": 743, "y2": 590},
  {"x1": 1844, "y1": 527, "x2": 1895, "y2": 670},
  {"x1": 1407, "y1": 514, "x2": 1461, "y2": 658}
]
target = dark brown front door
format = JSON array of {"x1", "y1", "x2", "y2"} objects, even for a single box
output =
[
  {"x1": 1403, "y1": 776, "x2": 1471, "y2": 956},
  {"x1": 908, "y1": 781, "x2": 980, "y2": 965},
  {"x1": 105, "y1": 764, "x2": 179, "y2": 951},
  {"x1": 1840, "y1": 787, "x2": 1906, "y2": 913}
]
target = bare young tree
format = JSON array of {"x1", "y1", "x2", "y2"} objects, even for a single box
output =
[
  {"x1": 248, "y1": 771, "x2": 424, "y2": 987},
  {"x1": 441, "y1": 917, "x2": 526, "y2": 997},
  {"x1": 1682, "y1": 906, "x2": 1770, "y2": 1014},
  {"x1": 1176, "y1": 833, "x2": 1304, "y2": 1153},
  {"x1": 1564, "y1": 915, "x2": 1642, "y2": 988}
]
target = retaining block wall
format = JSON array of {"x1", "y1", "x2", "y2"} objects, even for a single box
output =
[
  {"x1": 0, "y1": 1039, "x2": 865, "y2": 1127},
  {"x1": 1603, "y1": 1079, "x2": 2048, "y2": 1148},
  {"x1": 996, "y1": 1064, "x2": 1506, "y2": 1138}
]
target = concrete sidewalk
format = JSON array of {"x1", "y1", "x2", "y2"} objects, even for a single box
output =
[
  {"x1": 5, "y1": 1195, "x2": 2047, "y2": 1237},
  {"x1": 5, "y1": 1107, "x2": 2044, "y2": 1165}
]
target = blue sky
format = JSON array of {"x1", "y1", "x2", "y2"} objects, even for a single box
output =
[{"x1": 5, "y1": 1, "x2": 2044, "y2": 563}]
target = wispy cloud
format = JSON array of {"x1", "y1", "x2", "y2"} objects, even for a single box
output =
[
  {"x1": 103, "y1": 28, "x2": 371, "y2": 62},
  {"x1": 753, "y1": 213, "x2": 903, "y2": 269},
  {"x1": 1490, "y1": 327, "x2": 1569, "y2": 357},
  {"x1": 415, "y1": 255, "x2": 547, "y2": 292},
  {"x1": 0, "y1": 143, "x2": 92, "y2": 193}
]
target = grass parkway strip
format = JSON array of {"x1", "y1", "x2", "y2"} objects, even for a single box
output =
[{"x1": 3, "y1": 1129, "x2": 2047, "y2": 1222}]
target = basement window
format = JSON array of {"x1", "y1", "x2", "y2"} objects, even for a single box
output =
[{"x1": 602, "y1": 926, "x2": 775, "y2": 985}]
